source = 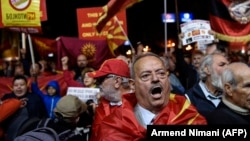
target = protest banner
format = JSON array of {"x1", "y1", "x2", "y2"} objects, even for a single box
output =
[
  {"x1": 180, "y1": 20, "x2": 214, "y2": 46},
  {"x1": 66, "y1": 87, "x2": 100, "y2": 104}
]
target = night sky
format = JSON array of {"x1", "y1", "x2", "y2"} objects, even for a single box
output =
[{"x1": 41, "y1": 0, "x2": 210, "y2": 50}]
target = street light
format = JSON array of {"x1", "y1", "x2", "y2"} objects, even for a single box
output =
[{"x1": 167, "y1": 39, "x2": 176, "y2": 48}]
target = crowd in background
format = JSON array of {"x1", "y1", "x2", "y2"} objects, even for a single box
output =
[{"x1": 0, "y1": 34, "x2": 250, "y2": 141}]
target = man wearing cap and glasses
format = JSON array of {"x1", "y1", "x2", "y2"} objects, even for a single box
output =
[
  {"x1": 88, "y1": 58, "x2": 134, "y2": 141},
  {"x1": 94, "y1": 52, "x2": 207, "y2": 141}
]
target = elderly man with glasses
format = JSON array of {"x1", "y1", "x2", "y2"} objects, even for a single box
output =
[{"x1": 88, "y1": 58, "x2": 134, "y2": 141}]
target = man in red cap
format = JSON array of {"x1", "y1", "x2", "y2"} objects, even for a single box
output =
[{"x1": 88, "y1": 58, "x2": 134, "y2": 141}]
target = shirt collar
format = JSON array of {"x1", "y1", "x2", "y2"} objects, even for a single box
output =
[
  {"x1": 137, "y1": 104, "x2": 156, "y2": 126},
  {"x1": 199, "y1": 81, "x2": 222, "y2": 107},
  {"x1": 110, "y1": 101, "x2": 122, "y2": 106},
  {"x1": 199, "y1": 81, "x2": 222, "y2": 99}
]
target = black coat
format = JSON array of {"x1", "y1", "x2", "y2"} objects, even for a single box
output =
[
  {"x1": 1, "y1": 92, "x2": 47, "y2": 140},
  {"x1": 40, "y1": 118, "x2": 84, "y2": 141},
  {"x1": 1, "y1": 92, "x2": 47, "y2": 118},
  {"x1": 206, "y1": 102, "x2": 250, "y2": 124},
  {"x1": 185, "y1": 82, "x2": 217, "y2": 118}
]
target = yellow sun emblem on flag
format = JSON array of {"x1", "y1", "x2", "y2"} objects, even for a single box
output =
[{"x1": 81, "y1": 43, "x2": 96, "y2": 59}]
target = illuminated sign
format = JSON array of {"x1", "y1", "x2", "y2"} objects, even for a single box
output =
[
  {"x1": 180, "y1": 12, "x2": 193, "y2": 22},
  {"x1": 162, "y1": 13, "x2": 175, "y2": 23}
]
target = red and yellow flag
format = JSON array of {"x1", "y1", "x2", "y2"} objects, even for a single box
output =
[
  {"x1": 96, "y1": 0, "x2": 143, "y2": 33},
  {"x1": 56, "y1": 36, "x2": 114, "y2": 70},
  {"x1": 209, "y1": 0, "x2": 250, "y2": 51},
  {"x1": 106, "y1": 17, "x2": 128, "y2": 56},
  {"x1": 32, "y1": 36, "x2": 57, "y2": 59},
  {"x1": 0, "y1": 74, "x2": 67, "y2": 99}
]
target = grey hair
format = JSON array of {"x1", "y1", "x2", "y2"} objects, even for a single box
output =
[
  {"x1": 120, "y1": 77, "x2": 131, "y2": 90},
  {"x1": 221, "y1": 68, "x2": 237, "y2": 90},
  {"x1": 130, "y1": 52, "x2": 166, "y2": 79},
  {"x1": 160, "y1": 56, "x2": 169, "y2": 69},
  {"x1": 199, "y1": 54, "x2": 214, "y2": 82}
]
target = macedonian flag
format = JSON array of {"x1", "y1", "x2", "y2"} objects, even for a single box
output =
[
  {"x1": 56, "y1": 36, "x2": 114, "y2": 70},
  {"x1": 96, "y1": 0, "x2": 143, "y2": 33},
  {"x1": 106, "y1": 17, "x2": 128, "y2": 56}
]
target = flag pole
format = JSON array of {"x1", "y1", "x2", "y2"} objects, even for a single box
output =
[
  {"x1": 174, "y1": 0, "x2": 180, "y2": 34},
  {"x1": 21, "y1": 33, "x2": 26, "y2": 49},
  {"x1": 164, "y1": 0, "x2": 168, "y2": 55},
  {"x1": 113, "y1": 16, "x2": 135, "y2": 53},
  {"x1": 27, "y1": 34, "x2": 35, "y2": 69}
]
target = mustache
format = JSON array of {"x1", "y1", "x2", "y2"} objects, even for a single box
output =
[{"x1": 150, "y1": 83, "x2": 163, "y2": 95}]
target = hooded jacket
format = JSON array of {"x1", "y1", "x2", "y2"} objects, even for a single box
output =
[{"x1": 31, "y1": 80, "x2": 61, "y2": 119}]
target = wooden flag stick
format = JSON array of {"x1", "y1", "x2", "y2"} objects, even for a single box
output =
[
  {"x1": 27, "y1": 34, "x2": 35, "y2": 69},
  {"x1": 113, "y1": 16, "x2": 135, "y2": 52},
  {"x1": 164, "y1": 0, "x2": 168, "y2": 55},
  {"x1": 21, "y1": 32, "x2": 26, "y2": 49}
]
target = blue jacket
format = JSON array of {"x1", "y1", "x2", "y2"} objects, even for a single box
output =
[{"x1": 31, "y1": 80, "x2": 61, "y2": 119}]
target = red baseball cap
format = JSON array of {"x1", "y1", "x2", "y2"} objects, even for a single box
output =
[{"x1": 88, "y1": 58, "x2": 130, "y2": 78}]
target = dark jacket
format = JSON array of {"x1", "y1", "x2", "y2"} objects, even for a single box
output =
[
  {"x1": 206, "y1": 102, "x2": 250, "y2": 124},
  {"x1": 1, "y1": 92, "x2": 47, "y2": 118},
  {"x1": 1, "y1": 92, "x2": 47, "y2": 140},
  {"x1": 174, "y1": 48, "x2": 199, "y2": 90},
  {"x1": 40, "y1": 118, "x2": 84, "y2": 141},
  {"x1": 31, "y1": 80, "x2": 61, "y2": 119},
  {"x1": 13, "y1": 117, "x2": 85, "y2": 141},
  {"x1": 185, "y1": 82, "x2": 217, "y2": 118}
]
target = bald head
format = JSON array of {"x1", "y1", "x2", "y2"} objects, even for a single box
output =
[
  {"x1": 77, "y1": 54, "x2": 88, "y2": 68},
  {"x1": 222, "y1": 62, "x2": 250, "y2": 110},
  {"x1": 228, "y1": 62, "x2": 250, "y2": 76}
]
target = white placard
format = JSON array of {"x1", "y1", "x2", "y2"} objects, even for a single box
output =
[
  {"x1": 66, "y1": 87, "x2": 100, "y2": 104},
  {"x1": 180, "y1": 19, "x2": 214, "y2": 46}
]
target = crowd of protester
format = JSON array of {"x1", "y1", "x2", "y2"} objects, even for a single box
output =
[{"x1": 0, "y1": 35, "x2": 250, "y2": 141}]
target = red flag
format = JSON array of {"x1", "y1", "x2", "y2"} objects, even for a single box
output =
[
  {"x1": 0, "y1": 77, "x2": 12, "y2": 98},
  {"x1": 56, "y1": 36, "x2": 114, "y2": 70},
  {"x1": 96, "y1": 0, "x2": 142, "y2": 33},
  {"x1": 106, "y1": 17, "x2": 128, "y2": 56},
  {"x1": 209, "y1": 0, "x2": 250, "y2": 50},
  {"x1": 31, "y1": 36, "x2": 57, "y2": 59},
  {"x1": 34, "y1": 74, "x2": 67, "y2": 96},
  {"x1": 0, "y1": 30, "x2": 20, "y2": 60},
  {"x1": 0, "y1": 74, "x2": 67, "y2": 98}
]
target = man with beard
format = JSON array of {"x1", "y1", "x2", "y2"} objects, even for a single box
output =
[
  {"x1": 94, "y1": 52, "x2": 207, "y2": 141},
  {"x1": 73, "y1": 54, "x2": 89, "y2": 84},
  {"x1": 87, "y1": 58, "x2": 134, "y2": 141},
  {"x1": 185, "y1": 53, "x2": 229, "y2": 118}
]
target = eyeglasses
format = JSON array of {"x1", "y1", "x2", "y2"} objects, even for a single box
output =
[
  {"x1": 139, "y1": 70, "x2": 168, "y2": 81},
  {"x1": 98, "y1": 74, "x2": 116, "y2": 84}
]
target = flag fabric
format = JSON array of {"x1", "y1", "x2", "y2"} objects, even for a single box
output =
[
  {"x1": 209, "y1": 0, "x2": 250, "y2": 50},
  {"x1": 56, "y1": 36, "x2": 114, "y2": 70},
  {"x1": 31, "y1": 36, "x2": 57, "y2": 60},
  {"x1": 106, "y1": 17, "x2": 128, "y2": 56},
  {"x1": 0, "y1": 30, "x2": 17, "y2": 52},
  {"x1": 0, "y1": 30, "x2": 19, "y2": 60},
  {"x1": 0, "y1": 74, "x2": 67, "y2": 99},
  {"x1": 96, "y1": 0, "x2": 142, "y2": 33},
  {"x1": 0, "y1": 77, "x2": 13, "y2": 98}
]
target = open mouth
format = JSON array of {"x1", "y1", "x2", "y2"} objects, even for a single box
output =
[{"x1": 151, "y1": 86, "x2": 162, "y2": 95}]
